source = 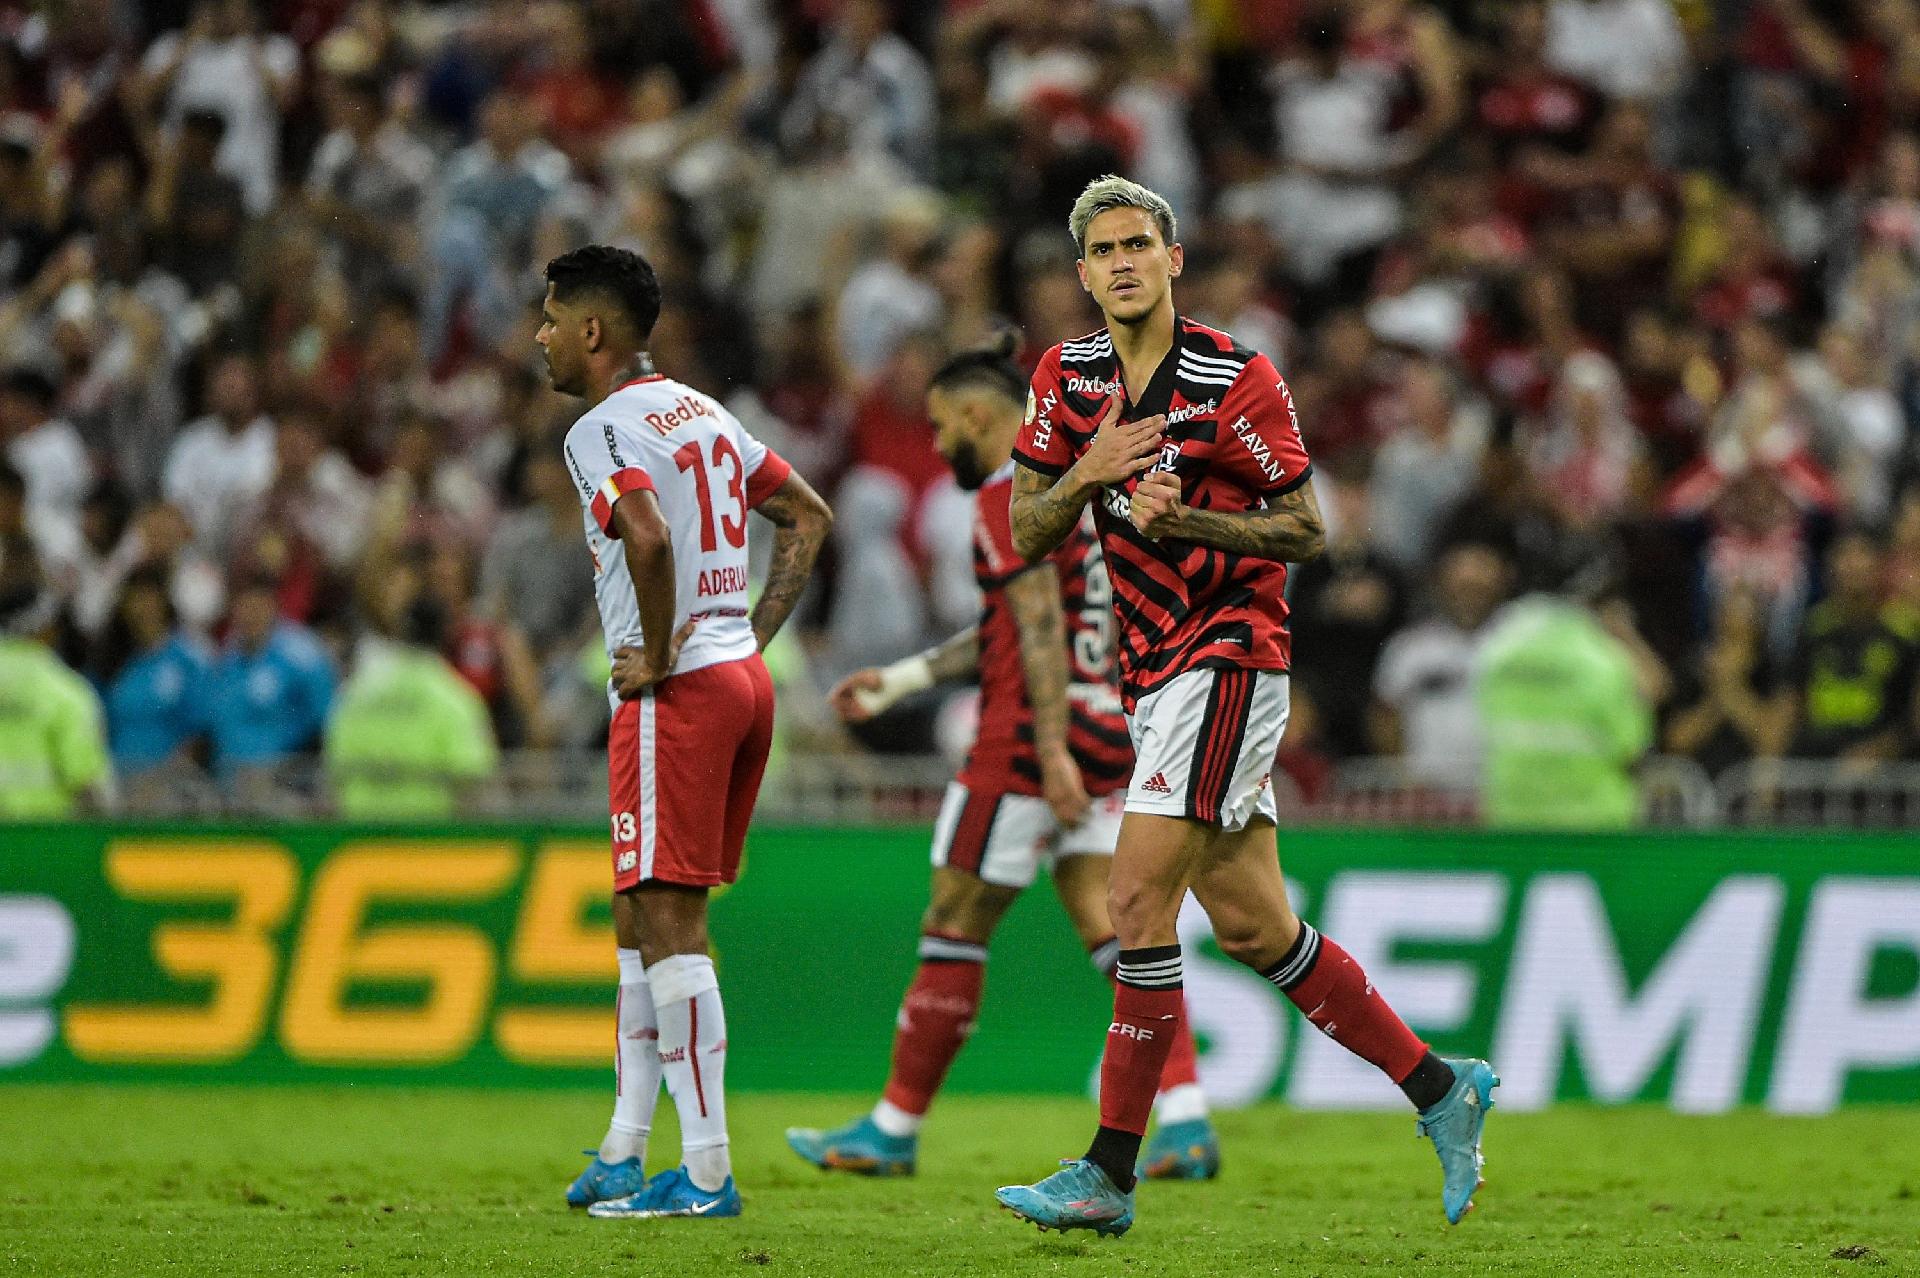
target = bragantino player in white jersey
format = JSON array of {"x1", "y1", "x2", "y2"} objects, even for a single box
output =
[{"x1": 538, "y1": 245, "x2": 832, "y2": 1222}]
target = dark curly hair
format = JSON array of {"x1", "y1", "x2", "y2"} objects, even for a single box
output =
[
  {"x1": 544, "y1": 245, "x2": 662, "y2": 341},
  {"x1": 929, "y1": 328, "x2": 1026, "y2": 405}
]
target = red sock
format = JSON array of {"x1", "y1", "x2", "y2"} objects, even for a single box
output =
[
  {"x1": 879, "y1": 935, "x2": 986, "y2": 1116},
  {"x1": 1265, "y1": 924, "x2": 1427, "y2": 1083},
  {"x1": 1159, "y1": 1004, "x2": 1201, "y2": 1090},
  {"x1": 1099, "y1": 948, "x2": 1186, "y2": 1136},
  {"x1": 1089, "y1": 935, "x2": 1200, "y2": 1093}
]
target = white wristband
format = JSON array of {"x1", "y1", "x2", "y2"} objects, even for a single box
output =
[{"x1": 853, "y1": 654, "x2": 935, "y2": 717}]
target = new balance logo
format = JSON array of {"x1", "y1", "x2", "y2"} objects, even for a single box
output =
[
  {"x1": 1109, "y1": 1023, "x2": 1156, "y2": 1041},
  {"x1": 1141, "y1": 772, "x2": 1173, "y2": 795}
]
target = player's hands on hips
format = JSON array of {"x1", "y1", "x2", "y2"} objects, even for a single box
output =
[
  {"x1": 1129, "y1": 469, "x2": 1184, "y2": 539},
  {"x1": 1039, "y1": 745, "x2": 1092, "y2": 827},
  {"x1": 1070, "y1": 398, "x2": 1164, "y2": 488},
  {"x1": 829, "y1": 668, "x2": 886, "y2": 723},
  {"x1": 611, "y1": 620, "x2": 698, "y2": 698}
]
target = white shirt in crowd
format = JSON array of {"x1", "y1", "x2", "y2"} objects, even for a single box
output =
[
  {"x1": 163, "y1": 414, "x2": 276, "y2": 556},
  {"x1": 6, "y1": 415, "x2": 90, "y2": 558},
  {"x1": 1373, "y1": 618, "x2": 1491, "y2": 788},
  {"x1": 1545, "y1": 0, "x2": 1686, "y2": 102},
  {"x1": 142, "y1": 31, "x2": 300, "y2": 215}
]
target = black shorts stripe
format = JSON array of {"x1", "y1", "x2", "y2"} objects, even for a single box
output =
[
  {"x1": 946, "y1": 790, "x2": 1003, "y2": 876},
  {"x1": 1186, "y1": 670, "x2": 1255, "y2": 824}
]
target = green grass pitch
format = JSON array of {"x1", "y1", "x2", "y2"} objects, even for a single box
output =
[{"x1": 3, "y1": 1087, "x2": 1915, "y2": 1276}]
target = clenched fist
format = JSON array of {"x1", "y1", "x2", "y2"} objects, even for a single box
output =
[{"x1": 1129, "y1": 469, "x2": 1184, "y2": 539}]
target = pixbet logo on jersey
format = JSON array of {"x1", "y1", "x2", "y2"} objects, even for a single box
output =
[
  {"x1": 644, "y1": 395, "x2": 717, "y2": 436},
  {"x1": 1067, "y1": 374, "x2": 1122, "y2": 396},
  {"x1": 1166, "y1": 397, "x2": 1216, "y2": 425}
]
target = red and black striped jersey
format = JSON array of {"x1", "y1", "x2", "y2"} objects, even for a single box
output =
[
  {"x1": 959, "y1": 463, "x2": 1134, "y2": 798},
  {"x1": 1012, "y1": 316, "x2": 1314, "y2": 711}
]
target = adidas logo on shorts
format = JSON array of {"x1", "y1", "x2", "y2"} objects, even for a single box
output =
[{"x1": 1141, "y1": 772, "x2": 1173, "y2": 795}]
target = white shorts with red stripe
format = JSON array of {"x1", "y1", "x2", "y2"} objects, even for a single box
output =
[
  {"x1": 928, "y1": 783, "x2": 1125, "y2": 888},
  {"x1": 1124, "y1": 668, "x2": 1289, "y2": 832},
  {"x1": 607, "y1": 654, "x2": 775, "y2": 890}
]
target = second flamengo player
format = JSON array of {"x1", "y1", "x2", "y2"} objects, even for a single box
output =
[
  {"x1": 993, "y1": 178, "x2": 1499, "y2": 1237},
  {"x1": 785, "y1": 334, "x2": 1221, "y2": 1182},
  {"x1": 536, "y1": 245, "x2": 832, "y2": 1222}
]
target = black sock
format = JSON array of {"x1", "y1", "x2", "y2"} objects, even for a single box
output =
[
  {"x1": 1401, "y1": 1051, "x2": 1456, "y2": 1111},
  {"x1": 1084, "y1": 1125, "x2": 1140, "y2": 1193}
]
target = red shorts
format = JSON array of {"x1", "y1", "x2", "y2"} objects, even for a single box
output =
[{"x1": 608, "y1": 653, "x2": 775, "y2": 890}]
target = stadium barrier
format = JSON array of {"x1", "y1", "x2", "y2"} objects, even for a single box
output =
[
  {"x1": 101, "y1": 752, "x2": 1878, "y2": 828},
  {"x1": 2, "y1": 823, "x2": 1916, "y2": 1113}
]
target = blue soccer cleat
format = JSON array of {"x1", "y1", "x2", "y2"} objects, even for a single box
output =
[
  {"x1": 995, "y1": 1158, "x2": 1134, "y2": 1237},
  {"x1": 1416, "y1": 1058, "x2": 1499, "y2": 1223},
  {"x1": 785, "y1": 1115, "x2": 917, "y2": 1177},
  {"x1": 1140, "y1": 1117, "x2": 1221, "y2": 1181},
  {"x1": 565, "y1": 1150, "x2": 648, "y2": 1208},
  {"x1": 586, "y1": 1166, "x2": 742, "y2": 1219}
]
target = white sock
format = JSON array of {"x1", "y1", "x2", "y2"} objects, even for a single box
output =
[
  {"x1": 1155, "y1": 1082, "x2": 1210, "y2": 1126},
  {"x1": 647, "y1": 952, "x2": 731, "y2": 1192},
  {"x1": 870, "y1": 1098, "x2": 922, "y2": 1138},
  {"x1": 600, "y1": 948, "x2": 660, "y2": 1164}
]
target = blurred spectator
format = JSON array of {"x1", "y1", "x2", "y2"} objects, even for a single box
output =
[
  {"x1": 0, "y1": 573, "x2": 111, "y2": 818},
  {"x1": 146, "y1": 109, "x2": 247, "y2": 297},
  {"x1": 424, "y1": 539, "x2": 550, "y2": 748},
  {"x1": 233, "y1": 401, "x2": 373, "y2": 575},
  {"x1": 0, "y1": 367, "x2": 89, "y2": 559},
  {"x1": 304, "y1": 72, "x2": 434, "y2": 295},
  {"x1": 1766, "y1": 529, "x2": 1919, "y2": 764},
  {"x1": 1289, "y1": 474, "x2": 1410, "y2": 759},
  {"x1": 1370, "y1": 541, "x2": 1513, "y2": 786},
  {"x1": 1369, "y1": 356, "x2": 1490, "y2": 572},
  {"x1": 1226, "y1": 14, "x2": 1409, "y2": 292},
  {"x1": 783, "y1": 0, "x2": 936, "y2": 177},
  {"x1": 325, "y1": 581, "x2": 498, "y2": 820},
  {"x1": 199, "y1": 574, "x2": 335, "y2": 783},
  {"x1": 1522, "y1": 350, "x2": 1644, "y2": 531},
  {"x1": 1476, "y1": 589, "x2": 1654, "y2": 828},
  {"x1": 477, "y1": 449, "x2": 595, "y2": 662},
  {"x1": 98, "y1": 565, "x2": 210, "y2": 777},
  {"x1": 1663, "y1": 585, "x2": 1780, "y2": 777},
  {"x1": 424, "y1": 87, "x2": 575, "y2": 362},
  {"x1": 135, "y1": 0, "x2": 300, "y2": 216},
  {"x1": 161, "y1": 350, "x2": 275, "y2": 557},
  {"x1": 1543, "y1": 0, "x2": 1686, "y2": 103},
  {"x1": 834, "y1": 192, "x2": 945, "y2": 385}
]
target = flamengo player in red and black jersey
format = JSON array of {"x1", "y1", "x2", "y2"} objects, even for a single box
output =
[
  {"x1": 993, "y1": 178, "x2": 1500, "y2": 1237},
  {"x1": 784, "y1": 335, "x2": 1221, "y2": 1181},
  {"x1": 537, "y1": 246, "x2": 832, "y2": 1222}
]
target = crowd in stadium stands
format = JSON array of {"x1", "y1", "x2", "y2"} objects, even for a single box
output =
[{"x1": 3, "y1": 0, "x2": 1920, "y2": 818}]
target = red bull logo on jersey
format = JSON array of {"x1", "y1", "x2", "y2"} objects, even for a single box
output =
[
  {"x1": 1231, "y1": 414, "x2": 1286, "y2": 485},
  {"x1": 644, "y1": 395, "x2": 717, "y2": 435}
]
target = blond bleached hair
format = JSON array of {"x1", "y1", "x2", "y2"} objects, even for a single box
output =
[{"x1": 1069, "y1": 175, "x2": 1178, "y2": 256}]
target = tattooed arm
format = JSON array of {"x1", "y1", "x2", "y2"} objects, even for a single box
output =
[
  {"x1": 1005, "y1": 562, "x2": 1090, "y2": 825},
  {"x1": 1130, "y1": 472, "x2": 1327, "y2": 563},
  {"x1": 1009, "y1": 464, "x2": 1096, "y2": 561},
  {"x1": 749, "y1": 468, "x2": 833, "y2": 650},
  {"x1": 1010, "y1": 399, "x2": 1165, "y2": 560}
]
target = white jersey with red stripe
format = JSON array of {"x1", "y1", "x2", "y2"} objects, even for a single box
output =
[{"x1": 562, "y1": 372, "x2": 792, "y2": 685}]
